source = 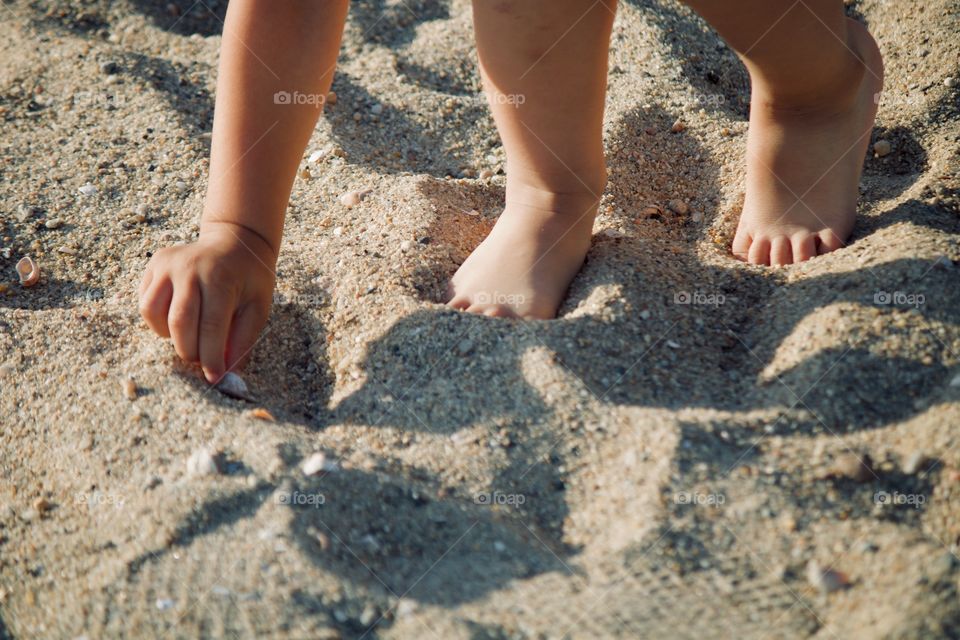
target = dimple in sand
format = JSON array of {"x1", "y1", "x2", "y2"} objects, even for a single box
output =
[{"x1": 138, "y1": 0, "x2": 883, "y2": 383}]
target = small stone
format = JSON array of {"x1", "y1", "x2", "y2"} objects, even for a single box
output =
[
  {"x1": 78, "y1": 184, "x2": 98, "y2": 197},
  {"x1": 186, "y1": 448, "x2": 221, "y2": 478},
  {"x1": 215, "y1": 372, "x2": 255, "y2": 401},
  {"x1": 123, "y1": 378, "x2": 138, "y2": 401},
  {"x1": 873, "y1": 140, "x2": 892, "y2": 157},
  {"x1": 100, "y1": 61, "x2": 119, "y2": 75},
  {"x1": 806, "y1": 560, "x2": 850, "y2": 593},
  {"x1": 945, "y1": 77, "x2": 957, "y2": 89},
  {"x1": 639, "y1": 310, "x2": 651, "y2": 320},
  {"x1": 456, "y1": 339, "x2": 474, "y2": 356},
  {"x1": 16, "y1": 204, "x2": 37, "y2": 221},
  {"x1": 325, "y1": 91, "x2": 337, "y2": 105},
  {"x1": 302, "y1": 452, "x2": 337, "y2": 476},
  {"x1": 44, "y1": 219, "x2": 63, "y2": 230},
  {"x1": 299, "y1": 168, "x2": 312, "y2": 180},
  {"x1": 155, "y1": 598, "x2": 175, "y2": 611},
  {"x1": 370, "y1": 103, "x2": 383, "y2": 116},
  {"x1": 950, "y1": 374, "x2": 960, "y2": 388},
  {"x1": 33, "y1": 497, "x2": 52, "y2": 516},
  {"x1": 395, "y1": 599, "x2": 418, "y2": 618},
  {"x1": 902, "y1": 450, "x2": 931, "y2": 475},
  {"x1": 667, "y1": 200, "x2": 690, "y2": 215},
  {"x1": 832, "y1": 452, "x2": 874, "y2": 483},
  {"x1": 478, "y1": 169, "x2": 494, "y2": 180},
  {"x1": 19, "y1": 508, "x2": 39, "y2": 523},
  {"x1": 720, "y1": 127, "x2": 731, "y2": 137},
  {"x1": 464, "y1": 209, "x2": 480, "y2": 217},
  {"x1": 308, "y1": 149, "x2": 327, "y2": 163},
  {"x1": 332, "y1": 226, "x2": 344, "y2": 237},
  {"x1": 172, "y1": 181, "x2": 188, "y2": 193},
  {"x1": 670, "y1": 119, "x2": 686, "y2": 133},
  {"x1": 399, "y1": 240, "x2": 413, "y2": 252}
]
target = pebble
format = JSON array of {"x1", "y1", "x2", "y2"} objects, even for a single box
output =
[
  {"x1": 464, "y1": 209, "x2": 480, "y2": 217},
  {"x1": 667, "y1": 200, "x2": 690, "y2": 215},
  {"x1": 186, "y1": 447, "x2": 220, "y2": 478},
  {"x1": 873, "y1": 140, "x2": 892, "y2": 157},
  {"x1": 325, "y1": 91, "x2": 337, "y2": 105},
  {"x1": 670, "y1": 119, "x2": 686, "y2": 133},
  {"x1": 155, "y1": 598, "x2": 175, "y2": 611},
  {"x1": 399, "y1": 240, "x2": 413, "y2": 252},
  {"x1": 16, "y1": 204, "x2": 37, "y2": 221},
  {"x1": 902, "y1": 450, "x2": 931, "y2": 475},
  {"x1": 302, "y1": 452, "x2": 337, "y2": 476},
  {"x1": 123, "y1": 377, "x2": 138, "y2": 401},
  {"x1": 946, "y1": 77, "x2": 956, "y2": 89},
  {"x1": 332, "y1": 226, "x2": 344, "y2": 237},
  {"x1": 370, "y1": 103, "x2": 383, "y2": 116},
  {"x1": 478, "y1": 169, "x2": 494, "y2": 180},
  {"x1": 832, "y1": 452, "x2": 873, "y2": 483},
  {"x1": 308, "y1": 149, "x2": 327, "y2": 163},
  {"x1": 299, "y1": 168, "x2": 312, "y2": 180},
  {"x1": 99, "y1": 61, "x2": 119, "y2": 75},
  {"x1": 172, "y1": 181, "x2": 188, "y2": 193},
  {"x1": 215, "y1": 372, "x2": 255, "y2": 401},
  {"x1": 950, "y1": 374, "x2": 960, "y2": 388},
  {"x1": 806, "y1": 560, "x2": 850, "y2": 593},
  {"x1": 395, "y1": 599, "x2": 418, "y2": 618},
  {"x1": 78, "y1": 184, "x2": 98, "y2": 196},
  {"x1": 44, "y1": 218, "x2": 63, "y2": 230}
]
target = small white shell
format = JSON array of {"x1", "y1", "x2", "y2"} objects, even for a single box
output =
[
  {"x1": 186, "y1": 447, "x2": 220, "y2": 477},
  {"x1": 215, "y1": 372, "x2": 255, "y2": 401},
  {"x1": 16, "y1": 256, "x2": 39, "y2": 287},
  {"x1": 302, "y1": 452, "x2": 337, "y2": 476}
]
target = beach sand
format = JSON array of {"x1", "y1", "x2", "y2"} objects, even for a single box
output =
[{"x1": 1, "y1": 0, "x2": 959, "y2": 637}]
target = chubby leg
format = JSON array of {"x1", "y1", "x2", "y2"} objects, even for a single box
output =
[
  {"x1": 448, "y1": 0, "x2": 616, "y2": 318},
  {"x1": 683, "y1": 0, "x2": 883, "y2": 265}
]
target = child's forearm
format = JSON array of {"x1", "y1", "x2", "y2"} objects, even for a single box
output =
[{"x1": 202, "y1": 0, "x2": 349, "y2": 256}]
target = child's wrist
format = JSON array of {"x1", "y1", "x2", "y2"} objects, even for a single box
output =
[{"x1": 199, "y1": 219, "x2": 280, "y2": 263}]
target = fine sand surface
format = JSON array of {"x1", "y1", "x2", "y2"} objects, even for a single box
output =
[{"x1": 1, "y1": 0, "x2": 960, "y2": 638}]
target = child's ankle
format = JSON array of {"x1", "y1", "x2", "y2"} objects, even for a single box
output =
[
  {"x1": 504, "y1": 162, "x2": 607, "y2": 215},
  {"x1": 749, "y1": 28, "x2": 869, "y2": 114}
]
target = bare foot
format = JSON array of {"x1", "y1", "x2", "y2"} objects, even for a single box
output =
[
  {"x1": 732, "y1": 19, "x2": 884, "y2": 266},
  {"x1": 447, "y1": 182, "x2": 600, "y2": 319}
]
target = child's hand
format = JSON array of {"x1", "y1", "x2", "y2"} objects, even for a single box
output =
[{"x1": 138, "y1": 222, "x2": 277, "y2": 383}]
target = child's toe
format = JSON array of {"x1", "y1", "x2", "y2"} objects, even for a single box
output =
[
  {"x1": 770, "y1": 236, "x2": 793, "y2": 266},
  {"x1": 747, "y1": 236, "x2": 772, "y2": 265},
  {"x1": 791, "y1": 234, "x2": 818, "y2": 263},
  {"x1": 817, "y1": 229, "x2": 845, "y2": 255}
]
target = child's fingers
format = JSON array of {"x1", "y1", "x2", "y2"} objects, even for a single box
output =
[
  {"x1": 198, "y1": 284, "x2": 235, "y2": 383},
  {"x1": 168, "y1": 279, "x2": 201, "y2": 364},
  {"x1": 225, "y1": 303, "x2": 269, "y2": 373},
  {"x1": 139, "y1": 277, "x2": 173, "y2": 338},
  {"x1": 139, "y1": 267, "x2": 154, "y2": 298}
]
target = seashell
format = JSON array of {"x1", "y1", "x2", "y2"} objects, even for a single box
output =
[
  {"x1": 302, "y1": 452, "x2": 337, "y2": 476},
  {"x1": 806, "y1": 560, "x2": 850, "y2": 593},
  {"x1": 215, "y1": 372, "x2": 255, "y2": 401},
  {"x1": 873, "y1": 140, "x2": 892, "y2": 157},
  {"x1": 248, "y1": 407, "x2": 275, "y2": 422},
  {"x1": 16, "y1": 256, "x2": 39, "y2": 287},
  {"x1": 186, "y1": 447, "x2": 220, "y2": 477}
]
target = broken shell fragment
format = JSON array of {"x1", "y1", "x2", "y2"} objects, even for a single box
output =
[
  {"x1": 302, "y1": 452, "x2": 337, "y2": 476},
  {"x1": 186, "y1": 447, "x2": 221, "y2": 477},
  {"x1": 806, "y1": 560, "x2": 850, "y2": 593},
  {"x1": 215, "y1": 372, "x2": 255, "y2": 401},
  {"x1": 249, "y1": 407, "x2": 275, "y2": 422},
  {"x1": 16, "y1": 256, "x2": 39, "y2": 287}
]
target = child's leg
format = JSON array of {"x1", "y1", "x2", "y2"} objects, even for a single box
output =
[
  {"x1": 684, "y1": 0, "x2": 883, "y2": 265},
  {"x1": 448, "y1": 0, "x2": 616, "y2": 318}
]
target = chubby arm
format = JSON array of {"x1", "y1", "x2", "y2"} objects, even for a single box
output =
[{"x1": 139, "y1": 0, "x2": 349, "y2": 383}]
